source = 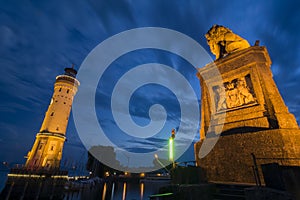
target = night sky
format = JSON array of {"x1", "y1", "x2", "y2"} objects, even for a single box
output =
[{"x1": 0, "y1": 0, "x2": 300, "y2": 174}]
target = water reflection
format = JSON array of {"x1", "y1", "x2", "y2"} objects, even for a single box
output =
[
  {"x1": 140, "y1": 182, "x2": 144, "y2": 200},
  {"x1": 122, "y1": 182, "x2": 126, "y2": 200},
  {"x1": 111, "y1": 182, "x2": 115, "y2": 200},
  {"x1": 102, "y1": 183, "x2": 107, "y2": 200},
  {"x1": 65, "y1": 178, "x2": 170, "y2": 200}
]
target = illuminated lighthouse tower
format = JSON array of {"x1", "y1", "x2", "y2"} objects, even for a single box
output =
[{"x1": 25, "y1": 67, "x2": 79, "y2": 169}]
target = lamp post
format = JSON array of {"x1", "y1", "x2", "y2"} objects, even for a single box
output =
[
  {"x1": 154, "y1": 154, "x2": 170, "y2": 174},
  {"x1": 169, "y1": 129, "x2": 176, "y2": 169}
]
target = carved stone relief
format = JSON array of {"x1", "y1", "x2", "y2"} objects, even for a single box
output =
[{"x1": 213, "y1": 74, "x2": 256, "y2": 112}]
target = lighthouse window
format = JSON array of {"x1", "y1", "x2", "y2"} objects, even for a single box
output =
[
  {"x1": 59, "y1": 88, "x2": 62, "y2": 92},
  {"x1": 67, "y1": 89, "x2": 69, "y2": 93},
  {"x1": 50, "y1": 146, "x2": 54, "y2": 151},
  {"x1": 50, "y1": 112, "x2": 54, "y2": 116},
  {"x1": 38, "y1": 144, "x2": 43, "y2": 150},
  {"x1": 64, "y1": 102, "x2": 66, "y2": 104}
]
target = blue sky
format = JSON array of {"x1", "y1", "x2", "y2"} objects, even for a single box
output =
[{"x1": 0, "y1": 0, "x2": 300, "y2": 172}]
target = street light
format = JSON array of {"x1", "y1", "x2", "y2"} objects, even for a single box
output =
[{"x1": 154, "y1": 154, "x2": 170, "y2": 173}]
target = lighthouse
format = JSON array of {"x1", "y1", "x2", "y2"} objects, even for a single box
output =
[{"x1": 25, "y1": 67, "x2": 80, "y2": 169}]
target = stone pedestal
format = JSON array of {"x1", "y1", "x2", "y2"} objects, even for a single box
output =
[
  {"x1": 194, "y1": 46, "x2": 300, "y2": 184},
  {"x1": 195, "y1": 129, "x2": 300, "y2": 184}
]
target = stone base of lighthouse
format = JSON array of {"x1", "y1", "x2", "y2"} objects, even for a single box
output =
[{"x1": 25, "y1": 132, "x2": 66, "y2": 170}]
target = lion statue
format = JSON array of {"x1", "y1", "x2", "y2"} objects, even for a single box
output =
[{"x1": 205, "y1": 25, "x2": 250, "y2": 60}]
